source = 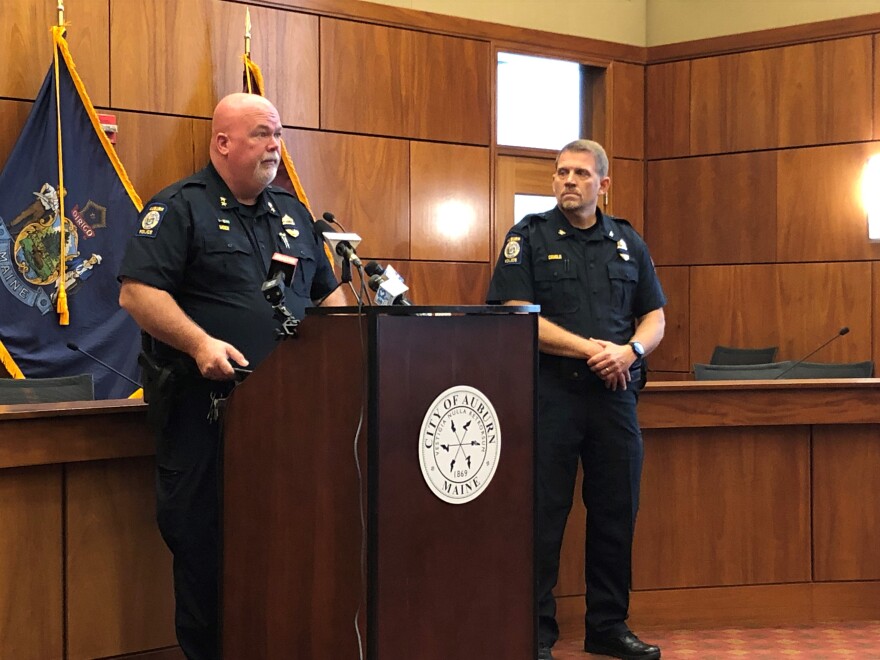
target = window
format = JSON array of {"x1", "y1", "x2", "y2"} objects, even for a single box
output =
[
  {"x1": 497, "y1": 52, "x2": 582, "y2": 150},
  {"x1": 514, "y1": 194, "x2": 556, "y2": 223}
]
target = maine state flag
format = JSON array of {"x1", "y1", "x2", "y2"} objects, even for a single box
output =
[{"x1": 0, "y1": 27, "x2": 142, "y2": 399}]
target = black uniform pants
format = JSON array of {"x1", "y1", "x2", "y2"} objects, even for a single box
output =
[
  {"x1": 155, "y1": 379, "x2": 228, "y2": 660},
  {"x1": 536, "y1": 373, "x2": 643, "y2": 646}
]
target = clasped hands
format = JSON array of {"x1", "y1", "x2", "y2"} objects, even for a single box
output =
[{"x1": 587, "y1": 339, "x2": 635, "y2": 391}]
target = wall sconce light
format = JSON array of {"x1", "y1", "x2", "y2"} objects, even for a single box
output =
[{"x1": 864, "y1": 154, "x2": 880, "y2": 240}]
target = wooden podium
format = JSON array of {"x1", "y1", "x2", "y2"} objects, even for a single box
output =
[{"x1": 222, "y1": 306, "x2": 537, "y2": 659}]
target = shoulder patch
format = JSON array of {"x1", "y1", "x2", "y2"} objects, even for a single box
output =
[
  {"x1": 136, "y1": 203, "x2": 167, "y2": 239},
  {"x1": 503, "y1": 235, "x2": 523, "y2": 265}
]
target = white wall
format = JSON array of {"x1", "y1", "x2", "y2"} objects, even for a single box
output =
[
  {"x1": 362, "y1": 0, "x2": 648, "y2": 46},
  {"x1": 646, "y1": 0, "x2": 880, "y2": 45},
  {"x1": 362, "y1": 0, "x2": 880, "y2": 46}
]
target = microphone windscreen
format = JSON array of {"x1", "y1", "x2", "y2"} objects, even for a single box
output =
[
  {"x1": 367, "y1": 274, "x2": 383, "y2": 292},
  {"x1": 364, "y1": 261, "x2": 384, "y2": 277},
  {"x1": 840, "y1": 327, "x2": 850, "y2": 335},
  {"x1": 66, "y1": 342, "x2": 79, "y2": 351},
  {"x1": 321, "y1": 211, "x2": 335, "y2": 223}
]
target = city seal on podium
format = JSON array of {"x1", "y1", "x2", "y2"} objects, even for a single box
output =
[{"x1": 419, "y1": 385, "x2": 501, "y2": 504}]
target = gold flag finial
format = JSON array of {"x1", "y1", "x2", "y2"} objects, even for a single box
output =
[
  {"x1": 57, "y1": 0, "x2": 65, "y2": 27},
  {"x1": 244, "y1": 8, "x2": 251, "y2": 58}
]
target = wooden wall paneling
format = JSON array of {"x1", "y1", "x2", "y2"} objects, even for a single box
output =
[
  {"x1": 193, "y1": 117, "x2": 212, "y2": 168},
  {"x1": 111, "y1": 0, "x2": 214, "y2": 116},
  {"x1": 607, "y1": 61, "x2": 644, "y2": 160},
  {"x1": 392, "y1": 261, "x2": 490, "y2": 305},
  {"x1": 627, "y1": 582, "x2": 880, "y2": 629},
  {"x1": 609, "y1": 158, "x2": 644, "y2": 234},
  {"x1": 0, "y1": 466, "x2": 63, "y2": 660},
  {"x1": 874, "y1": 263, "x2": 880, "y2": 365},
  {"x1": 777, "y1": 142, "x2": 880, "y2": 263},
  {"x1": 410, "y1": 143, "x2": 490, "y2": 262},
  {"x1": 320, "y1": 18, "x2": 489, "y2": 144},
  {"x1": 633, "y1": 426, "x2": 811, "y2": 589},
  {"x1": 0, "y1": 0, "x2": 109, "y2": 105},
  {"x1": 689, "y1": 262, "x2": 873, "y2": 366},
  {"x1": 813, "y1": 424, "x2": 880, "y2": 582},
  {"x1": 777, "y1": 37, "x2": 873, "y2": 148},
  {"x1": 320, "y1": 19, "x2": 407, "y2": 138},
  {"x1": 875, "y1": 35, "x2": 880, "y2": 141},
  {"x1": 112, "y1": 112, "x2": 206, "y2": 202},
  {"x1": 288, "y1": 129, "x2": 410, "y2": 260},
  {"x1": 66, "y1": 457, "x2": 175, "y2": 660},
  {"x1": 583, "y1": 66, "x2": 608, "y2": 148},
  {"x1": 0, "y1": 99, "x2": 31, "y2": 171},
  {"x1": 646, "y1": 152, "x2": 777, "y2": 265},
  {"x1": 493, "y1": 156, "x2": 555, "y2": 262},
  {"x1": 649, "y1": 266, "x2": 689, "y2": 373},
  {"x1": 689, "y1": 49, "x2": 779, "y2": 154},
  {"x1": 237, "y1": 5, "x2": 320, "y2": 129},
  {"x1": 112, "y1": 0, "x2": 319, "y2": 122},
  {"x1": 645, "y1": 61, "x2": 690, "y2": 159},
  {"x1": 408, "y1": 30, "x2": 490, "y2": 144}
]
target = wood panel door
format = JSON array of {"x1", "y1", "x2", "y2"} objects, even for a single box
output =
[{"x1": 493, "y1": 155, "x2": 555, "y2": 262}]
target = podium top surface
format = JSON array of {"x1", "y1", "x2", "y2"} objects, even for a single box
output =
[{"x1": 306, "y1": 304, "x2": 539, "y2": 316}]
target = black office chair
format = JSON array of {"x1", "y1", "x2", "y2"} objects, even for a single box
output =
[
  {"x1": 694, "y1": 361, "x2": 794, "y2": 380},
  {"x1": 710, "y1": 345, "x2": 779, "y2": 365},
  {"x1": 0, "y1": 374, "x2": 95, "y2": 404},
  {"x1": 779, "y1": 360, "x2": 874, "y2": 379}
]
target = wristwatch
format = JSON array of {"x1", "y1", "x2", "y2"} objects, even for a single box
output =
[{"x1": 629, "y1": 341, "x2": 645, "y2": 358}]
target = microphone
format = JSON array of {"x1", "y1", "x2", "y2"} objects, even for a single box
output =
[
  {"x1": 365, "y1": 261, "x2": 413, "y2": 306},
  {"x1": 773, "y1": 326, "x2": 850, "y2": 379},
  {"x1": 66, "y1": 341, "x2": 142, "y2": 388},
  {"x1": 261, "y1": 253, "x2": 300, "y2": 338},
  {"x1": 315, "y1": 213, "x2": 362, "y2": 268}
]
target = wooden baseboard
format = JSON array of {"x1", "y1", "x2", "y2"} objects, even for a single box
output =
[
  {"x1": 557, "y1": 582, "x2": 880, "y2": 635},
  {"x1": 101, "y1": 647, "x2": 184, "y2": 660}
]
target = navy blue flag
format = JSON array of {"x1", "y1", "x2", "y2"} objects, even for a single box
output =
[{"x1": 0, "y1": 29, "x2": 142, "y2": 399}]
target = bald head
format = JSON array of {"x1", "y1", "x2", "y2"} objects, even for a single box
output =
[{"x1": 210, "y1": 93, "x2": 282, "y2": 204}]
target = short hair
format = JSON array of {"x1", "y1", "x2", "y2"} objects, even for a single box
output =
[{"x1": 556, "y1": 139, "x2": 609, "y2": 178}]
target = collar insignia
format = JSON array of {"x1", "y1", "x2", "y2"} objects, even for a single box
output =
[{"x1": 219, "y1": 196, "x2": 228, "y2": 207}]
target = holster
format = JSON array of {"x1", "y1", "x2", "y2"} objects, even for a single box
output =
[{"x1": 138, "y1": 350, "x2": 193, "y2": 432}]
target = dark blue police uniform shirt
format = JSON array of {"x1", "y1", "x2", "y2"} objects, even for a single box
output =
[
  {"x1": 119, "y1": 163, "x2": 338, "y2": 368},
  {"x1": 487, "y1": 206, "x2": 666, "y2": 347}
]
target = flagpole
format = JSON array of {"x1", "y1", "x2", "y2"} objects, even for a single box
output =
[
  {"x1": 244, "y1": 9, "x2": 252, "y2": 93},
  {"x1": 52, "y1": 12, "x2": 70, "y2": 324}
]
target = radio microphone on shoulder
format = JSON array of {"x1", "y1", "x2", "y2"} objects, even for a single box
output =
[
  {"x1": 66, "y1": 341, "x2": 142, "y2": 388},
  {"x1": 773, "y1": 326, "x2": 850, "y2": 379}
]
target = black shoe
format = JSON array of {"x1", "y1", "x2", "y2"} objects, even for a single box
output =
[
  {"x1": 537, "y1": 642, "x2": 554, "y2": 660},
  {"x1": 584, "y1": 631, "x2": 661, "y2": 659}
]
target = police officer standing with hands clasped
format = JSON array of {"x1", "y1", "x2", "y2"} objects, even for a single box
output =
[
  {"x1": 118, "y1": 92, "x2": 346, "y2": 659},
  {"x1": 487, "y1": 139, "x2": 666, "y2": 660}
]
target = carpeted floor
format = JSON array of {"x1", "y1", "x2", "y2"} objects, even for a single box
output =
[{"x1": 552, "y1": 621, "x2": 880, "y2": 659}]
